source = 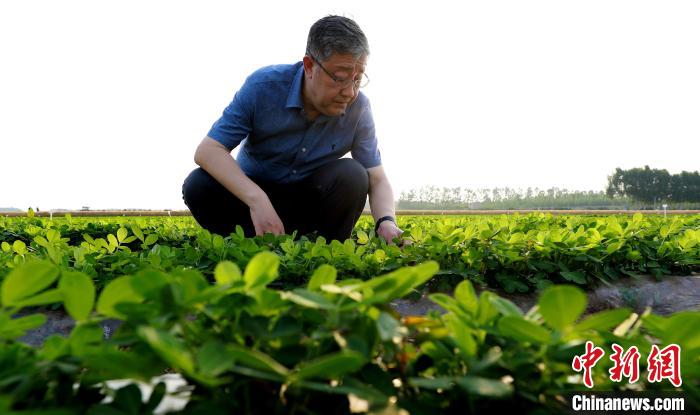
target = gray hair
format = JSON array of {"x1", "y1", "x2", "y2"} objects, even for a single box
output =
[{"x1": 305, "y1": 15, "x2": 369, "y2": 62}]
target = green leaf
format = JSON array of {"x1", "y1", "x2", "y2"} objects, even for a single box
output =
[
  {"x1": 144, "y1": 382, "x2": 166, "y2": 413},
  {"x1": 374, "y1": 249, "x2": 387, "y2": 262},
  {"x1": 69, "y1": 322, "x2": 104, "y2": 354},
  {"x1": 59, "y1": 271, "x2": 95, "y2": 321},
  {"x1": 131, "y1": 225, "x2": 145, "y2": 242},
  {"x1": 357, "y1": 230, "x2": 369, "y2": 245},
  {"x1": 130, "y1": 269, "x2": 170, "y2": 299},
  {"x1": 144, "y1": 234, "x2": 158, "y2": 246},
  {"x1": 34, "y1": 236, "x2": 49, "y2": 248},
  {"x1": 446, "y1": 316, "x2": 477, "y2": 357},
  {"x1": 12, "y1": 240, "x2": 27, "y2": 255},
  {"x1": 343, "y1": 238, "x2": 355, "y2": 255},
  {"x1": 177, "y1": 270, "x2": 209, "y2": 304},
  {"x1": 455, "y1": 376, "x2": 513, "y2": 398},
  {"x1": 96, "y1": 276, "x2": 144, "y2": 319},
  {"x1": 560, "y1": 271, "x2": 587, "y2": 284},
  {"x1": 83, "y1": 233, "x2": 95, "y2": 244},
  {"x1": 476, "y1": 291, "x2": 500, "y2": 325},
  {"x1": 113, "y1": 383, "x2": 143, "y2": 414},
  {"x1": 421, "y1": 340, "x2": 453, "y2": 361},
  {"x1": 377, "y1": 312, "x2": 405, "y2": 343},
  {"x1": 227, "y1": 344, "x2": 289, "y2": 376},
  {"x1": 489, "y1": 296, "x2": 523, "y2": 317},
  {"x1": 107, "y1": 233, "x2": 118, "y2": 247},
  {"x1": 138, "y1": 326, "x2": 195, "y2": 374},
  {"x1": 281, "y1": 289, "x2": 336, "y2": 310},
  {"x1": 359, "y1": 261, "x2": 439, "y2": 304},
  {"x1": 213, "y1": 234, "x2": 224, "y2": 250},
  {"x1": 606, "y1": 241, "x2": 623, "y2": 254},
  {"x1": 80, "y1": 350, "x2": 163, "y2": 381},
  {"x1": 214, "y1": 261, "x2": 242, "y2": 285},
  {"x1": 250, "y1": 288, "x2": 286, "y2": 311},
  {"x1": 1, "y1": 241, "x2": 10, "y2": 252},
  {"x1": 539, "y1": 285, "x2": 587, "y2": 330},
  {"x1": 308, "y1": 264, "x2": 337, "y2": 291},
  {"x1": 498, "y1": 316, "x2": 550, "y2": 344},
  {"x1": 40, "y1": 335, "x2": 70, "y2": 360},
  {"x1": 1, "y1": 260, "x2": 59, "y2": 306},
  {"x1": 294, "y1": 350, "x2": 366, "y2": 381},
  {"x1": 429, "y1": 293, "x2": 461, "y2": 315},
  {"x1": 116, "y1": 227, "x2": 128, "y2": 243},
  {"x1": 244, "y1": 252, "x2": 280, "y2": 291},
  {"x1": 574, "y1": 308, "x2": 632, "y2": 332},
  {"x1": 641, "y1": 314, "x2": 669, "y2": 334},
  {"x1": 664, "y1": 312, "x2": 700, "y2": 350},
  {"x1": 14, "y1": 288, "x2": 63, "y2": 308},
  {"x1": 454, "y1": 280, "x2": 478, "y2": 315},
  {"x1": 197, "y1": 341, "x2": 234, "y2": 377}
]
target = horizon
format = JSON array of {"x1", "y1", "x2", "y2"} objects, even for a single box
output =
[
  {"x1": 1, "y1": 182, "x2": 691, "y2": 212},
  {"x1": 0, "y1": 183, "x2": 627, "y2": 211}
]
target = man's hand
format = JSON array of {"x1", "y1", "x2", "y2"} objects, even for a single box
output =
[
  {"x1": 249, "y1": 196, "x2": 285, "y2": 236},
  {"x1": 377, "y1": 220, "x2": 404, "y2": 245}
]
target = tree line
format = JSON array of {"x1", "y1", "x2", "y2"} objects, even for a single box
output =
[{"x1": 397, "y1": 167, "x2": 700, "y2": 210}]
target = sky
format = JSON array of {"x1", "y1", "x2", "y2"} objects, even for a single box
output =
[{"x1": 1, "y1": 1, "x2": 698, "y2": 210}]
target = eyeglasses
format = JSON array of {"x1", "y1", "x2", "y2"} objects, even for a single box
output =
[{"x1": 308, "y1": 53, "x2": 370, "y2": 90}]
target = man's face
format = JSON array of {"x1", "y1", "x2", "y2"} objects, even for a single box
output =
[{"x1": 302, "y1": 52, "x2": 367, "y2": 117}]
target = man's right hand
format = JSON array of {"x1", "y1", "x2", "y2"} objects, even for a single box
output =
[
  {"x1": 249, "y1": 196, "x2": 285, "y2": 236},
  {"x1": 194, "y1": 138, "x2": 286, "y2": 236}
]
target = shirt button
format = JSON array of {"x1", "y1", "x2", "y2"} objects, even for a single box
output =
[
  {"x1": 301, "y1": 147, "x2": 306, "y2": 152},
  {"x1": 292, "y1": 169, "x2": 297, "y2": 174}
]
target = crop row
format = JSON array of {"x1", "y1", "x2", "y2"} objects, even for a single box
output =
[{"x1": 1, "y1": 213, "x2": 699, "y2": 294}]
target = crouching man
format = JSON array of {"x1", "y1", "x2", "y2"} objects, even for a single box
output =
[{"x1": 182, "y1": 15, "x2": 402, "y2": 243}]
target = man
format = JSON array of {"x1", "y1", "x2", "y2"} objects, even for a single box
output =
[{"x1": 182, "y1": 15, "x2": 402, "y2": 244}]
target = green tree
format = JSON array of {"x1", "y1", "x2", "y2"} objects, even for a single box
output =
[{"x1": 606, "y1": 165, "x2": 671, "y2": 206}]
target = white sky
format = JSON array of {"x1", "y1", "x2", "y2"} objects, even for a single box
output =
[{"x1": 1, "y1": 1, "x2": 698, "y2": 210}]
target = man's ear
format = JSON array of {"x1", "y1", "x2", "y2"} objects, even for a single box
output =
[{"x1": 302, "y1": 56, "x2": 314, "y2": 78}]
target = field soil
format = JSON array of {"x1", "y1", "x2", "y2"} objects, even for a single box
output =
[{"x1": 392, "y1": 273, "x2": 700, "y2": 317}]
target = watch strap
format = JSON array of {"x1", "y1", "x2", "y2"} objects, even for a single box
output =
[{"x1": 374, "y1": 215, "x2": 396, "y2": 233}]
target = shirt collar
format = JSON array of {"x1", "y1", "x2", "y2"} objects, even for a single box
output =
[{"x1": 285, "y1": 62, "x2": 304, "y2": 109}]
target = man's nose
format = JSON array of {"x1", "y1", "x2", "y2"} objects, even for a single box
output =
[{"x1": 339, "y1": 83, "x2": 356, "y2": 97}]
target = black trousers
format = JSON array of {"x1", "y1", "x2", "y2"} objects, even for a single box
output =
[{"x1": 182, "y1": 158, "x2": 369, "y2": 242}]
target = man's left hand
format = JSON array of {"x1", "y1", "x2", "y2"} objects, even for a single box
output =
[{"x1": 377, "y1": 220, "x2": 404, "y2": 245}]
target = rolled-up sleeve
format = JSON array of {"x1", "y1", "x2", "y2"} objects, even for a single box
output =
[
  {"x1": 207, "y1": 78, "x2": 255, "y2": 151},
  {"x1": 351, "y1": 100, "x2": 382, "y2": 169}
]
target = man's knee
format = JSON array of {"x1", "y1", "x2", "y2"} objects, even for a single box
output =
[
  {"x1": 182, "y1": 167, "x2": 216, "y2": 206},
  {"x1": 333, "y1": 158, "x2": 369, "y2": 196}
]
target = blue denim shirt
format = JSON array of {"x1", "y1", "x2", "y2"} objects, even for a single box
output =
[{"x1": 207, "y1": 61, "x2": 382, "y2": 184}]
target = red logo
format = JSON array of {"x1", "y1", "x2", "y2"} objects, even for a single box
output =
[
  {"x1": 647, "y1": 344, "x2": 682, "y2": 387},
  {"x1": 608, "y1": 343, "x2": 641, "y2": 383},
  {"x1": 572, "y1": 342, "x2": 683, "y2": 388},
  {"x1": 572, "y1": 341, "x2": 605, "y2": 388}
]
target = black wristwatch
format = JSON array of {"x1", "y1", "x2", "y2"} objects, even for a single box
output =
[{"x1": 375, "y1": 216, "x2": 396, "y2": 233}]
